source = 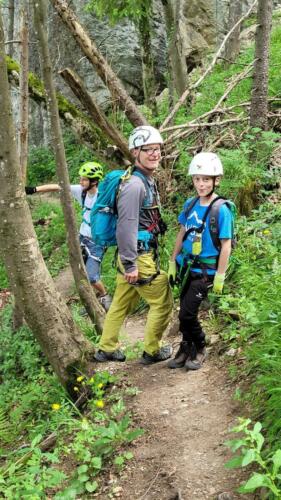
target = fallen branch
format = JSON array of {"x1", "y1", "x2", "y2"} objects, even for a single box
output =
[
  {"x1": 60, "y1": 67, "x2": 132, "y2": 162},
  {"x1": 6, "y1": 56, "x2": 111, "y2": 161},
  {"x1": 160, "y1": 0, "x2": 258, "y2": 130}
]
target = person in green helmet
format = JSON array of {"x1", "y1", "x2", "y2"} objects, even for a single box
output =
[{"x1": 25, "y1": 162, "x2": 112, "y2": 311}]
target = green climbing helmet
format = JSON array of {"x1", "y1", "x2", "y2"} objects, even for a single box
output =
[{"x1": 79, "y1": 162, "x2": 104, "y2": 181}]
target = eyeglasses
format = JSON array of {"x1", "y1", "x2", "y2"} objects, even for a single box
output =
[{"x1": 140, "y1": 147, "x2": 162, "y2": 156}]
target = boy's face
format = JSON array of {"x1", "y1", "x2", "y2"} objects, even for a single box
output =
[
  {"x1": 80, "y1": 176, "x2": 90, "y2": 189},
  {"x1": 192, "y1": 175, "x2": 220, "y2": 197}
]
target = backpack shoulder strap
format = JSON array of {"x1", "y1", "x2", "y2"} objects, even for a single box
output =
[
  {"x1": 81, "y1": 189, "x2": 87, "y2": 208},
  {"x1": 209, "y1": 197, "x2": 234, "y2": 251},
  {"x1": 183, "y1": 196, "x2": 199, "y2": 219}
]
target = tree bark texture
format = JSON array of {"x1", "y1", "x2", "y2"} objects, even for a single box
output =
[
  {"x1": 250, "y1": 0, "x2": 273, "y2": 130},
  {"x1": 0, "y1": 8, "x2": 94, "y2": 391},
  {"x1": 60, "y1": 67, "x2": 133, "y2": 162},
  {"x1": 33, "y1": 0, "x2": 104, "y2": 333},
  {"x1": 224, "y1": 0, "x2": 243, "y2": 64},
  {"x1": 7, "y1": 0, "x2": 15, "y2": 57},
  {"x1": 19, "y1": 6, "x2": 29, "y2": 183},
  {"x1": 138, "y1": 14, "x2": 158, "y2": 113},
  {"x1": 50, "y1": 0, "x2": 147, "y2": 127}
]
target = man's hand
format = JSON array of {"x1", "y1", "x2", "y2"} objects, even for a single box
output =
[
  {"x1": 213, "y1": 272, "x2": 225, "y2": 294},
  {"x1": 168, "y1": 260, "x2": 177, "y2": 286},
  {"x1": 124, "y1": 269, "x2": 139, "y2": 284}
]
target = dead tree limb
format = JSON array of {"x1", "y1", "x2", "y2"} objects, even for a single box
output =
[
  {"x1": 33, "y1": 0, "x2": 104, "y2": 332},
  {"x1": 50, "y1": 0, "x2": 147, "y2": 127},
  {"x1": 6, "y1": 55, "x2": 111, "y2": 161},
  {"x1": 160, "y1": 0, "x2": 258, "y2": 130},
  {"x1": 163, "y1": 63, "x2": 254, "y2": 137},
  {"x1": 60, "y1": 67, "x2": 132, "y2": 162}
]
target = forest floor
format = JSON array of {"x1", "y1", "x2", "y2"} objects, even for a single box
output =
[{"x1": 55, "y1": 270, "x2": 254, "y2": 500}]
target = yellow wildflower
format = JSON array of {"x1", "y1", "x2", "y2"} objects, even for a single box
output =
[
  {"x1": 51, "y1": 403, "x2": 61, "y2": 411},
  {"x1": 73, "y1": 386, "x2": 79, "y2": 392},
  {"x1": 76, "y1": 375, "x2": 84, "y2": 383},
  {"x1": 97, "y1": 383, "x2": 104, "y2": 389},
  {"x1": 95, "y1": 400, "x2": 104, "y2": 408},
  {"x1": 263, "y1": 229, "x2": 270, "y2": 235}
]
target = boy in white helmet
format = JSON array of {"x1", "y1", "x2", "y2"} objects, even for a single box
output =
[
  {"x1": 94, "y1": 125, "x2": 173, "y2": 364},
  {"x1": 167, "y1": 152, "x2": 233, "y2": 370},
  {"x1": 25, "y1": 162, "x2": 111, "y2": 311}
]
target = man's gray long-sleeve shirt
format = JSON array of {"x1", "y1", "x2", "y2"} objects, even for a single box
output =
[{"x1": 116, "y1": 173, "x2": 156, "y2": 273}]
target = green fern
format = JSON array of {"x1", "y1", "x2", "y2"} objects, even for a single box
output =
[{"x1": 0, "y1": 408, "x2": 13, "y2": 445}]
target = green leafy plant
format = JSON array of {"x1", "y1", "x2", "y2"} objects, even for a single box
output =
[{"x1": 226, "y1": 418, "x2": 281, "y2": 498}]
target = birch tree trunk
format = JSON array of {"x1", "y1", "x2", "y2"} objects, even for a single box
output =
[
  {"x1": 33, "y1": 0, "x2": 104, "y2": 332},
  {"x1": 0, "y1": 8, "x2": 94, "y2": 391},
  {"x1": 50, "y1": 0, "x2": 147, "y2": 127},
  {"x1": 250, "y1": 0, "x2": 273, "y2": 130}
]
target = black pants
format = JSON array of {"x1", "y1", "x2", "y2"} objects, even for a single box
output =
[{"x1": 179, "y1": 273, "x2": 213, "y2": 349}]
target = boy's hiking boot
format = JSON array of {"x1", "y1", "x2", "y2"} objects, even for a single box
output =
[
  {"x1": 94, "y1": 349, "x2": 126, "y2": 362},
  {"x1": 99, "y1": 294, "x2": 112, "y2": 312},
  {"x1": 167, "y1": 341, "x2": 195, "y2": 369},
  {"x1": 140, "y1": 345, "x2": 172, "y2": 365},
  {"x1": 185, "y1": 346, "x2": 207, "y2": 371}
]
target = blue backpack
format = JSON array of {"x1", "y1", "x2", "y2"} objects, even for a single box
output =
[{"x1": 90, "y1": 167, "x2": 149, "y2": 247}]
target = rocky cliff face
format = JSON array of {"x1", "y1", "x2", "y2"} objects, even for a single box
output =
[{"x1": 4, "y1": 0, "x2": 281, "y2": 146}]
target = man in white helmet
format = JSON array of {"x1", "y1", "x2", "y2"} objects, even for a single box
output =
[
  {"x1": 167, "y1": 152, "x2": 234, "y2": 371},
  {"x1": 95, "y1": 125, "x2": 173, "y2": 364}
]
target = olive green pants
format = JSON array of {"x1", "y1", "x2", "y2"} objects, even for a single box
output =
[{"x1": 98, "y1": 252, "x2": 173, "y2": 355}]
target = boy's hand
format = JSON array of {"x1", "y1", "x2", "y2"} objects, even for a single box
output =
[
  {"x1": 168, "y1": 260, "x2": 177, "y2": 286},
  {"x1": 213, "y1": 273, "x2": 225, "y2": 294}
]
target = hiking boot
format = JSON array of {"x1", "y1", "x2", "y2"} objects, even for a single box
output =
[
  {"x1": 94, "y1": 349, "x2": 126, "y2": 362},
  {"x1": 167, "y1": 341, "x2": 195, "y2": 369},
  {"x1": 140, "y1": 345, "x2": 173, "y2": 365},
  {"x1": 99, "y1": 294, "x2": 112, "y2": 312},
  {"x1": 185, "y1": 346, "x2": 207, "y2": 371}
]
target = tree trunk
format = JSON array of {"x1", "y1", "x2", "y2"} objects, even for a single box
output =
[
  {"x1": 0, "y1": 9, "x2": 94, "y2": 391},
  {"x1": 138, "y1": 13, "x2": 158, "y2": 114},
  {"x1": 33, "y1": 0, "x2": 104, "y2": 332},
  {"x1": 60, "y1": 67, "x2": 132, "y2": 162},
  {"x1": 224, "y1": 0, "x2": 243, "y2": 64},
  {"x1": 50, "y1": 0, "x2": 147, "y2": 127},
  {"x1": 19, "y1": 5, "x2": 29, "y2": 183},
  {"x1": 7, "y1": 0, "x2": 15, "y2": 57},
  {"x1": 250, "y1": 0, "x2": 273, "y2": 130},
  {"x1": 160, "y1": 0, "x2": 176, "y2": 107}
]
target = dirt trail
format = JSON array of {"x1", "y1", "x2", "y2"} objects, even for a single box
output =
[
  {"x1": 98, "y1": 327, "x2": 252, "y2": 500},
  {"x1": 54, "y1": 269, "x2": 253, "y2": 499}
]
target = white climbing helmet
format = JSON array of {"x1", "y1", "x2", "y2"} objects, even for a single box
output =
[
  {"x1": 128, "y1": 126, "x2": 163, "y2": 150},
  {"x1": 188, "y1": 152, "x2": 224, "y2": 176}
]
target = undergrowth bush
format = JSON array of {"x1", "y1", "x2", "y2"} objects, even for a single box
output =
[
  {"x1": 0, "y1": 305, "x2": 143, "y2": 498},
  {"x1": 217, "y1": 202, "x2": 281, "y2": 454}
]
